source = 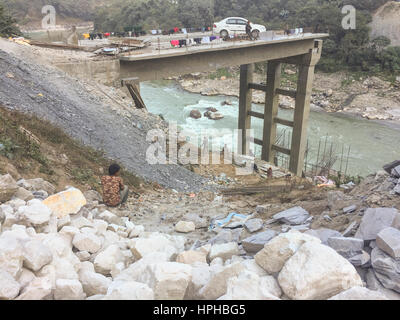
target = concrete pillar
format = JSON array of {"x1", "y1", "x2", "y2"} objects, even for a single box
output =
[
  {"x1": 261, "y1": 61, "x2": 281, "y2": 162},
  {"x1": 238, "y1": 63, "x2": 254, "y2": 155},
  {"x1": 289, "y1": 40, "x2": 323, "y2": 176}
]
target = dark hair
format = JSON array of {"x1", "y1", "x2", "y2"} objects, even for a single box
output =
[{"x1": 109, "y1": 163, "x2": 121, "y2": 176}]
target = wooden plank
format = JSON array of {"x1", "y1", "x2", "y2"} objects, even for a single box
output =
[
  {"x1": 248, "y1": 83, "x2": 267, "y2": 92},
  {"x1": 276, "y1": 88, "x2": 297, "y2": 98},
  {"x1": 274, "y1": 117, "x2": 294, "y2": 127},
  {"x1": 272, "y1": 144, "x2": 291, "y2": 156},
  {"x1": 248, "y1": 111, "x2": 264, "y2": 119},
  {"x1": 254, "y1": 138, "x2": 263, "y2": 146}
]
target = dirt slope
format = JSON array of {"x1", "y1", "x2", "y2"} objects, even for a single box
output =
[{"x1": 370, "y1": 1, "x2": 400, "y2": 46}]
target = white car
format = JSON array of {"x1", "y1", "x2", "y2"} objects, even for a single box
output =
[{"x1": 213, "y1": 17, "x2": 267, "y2": 38}]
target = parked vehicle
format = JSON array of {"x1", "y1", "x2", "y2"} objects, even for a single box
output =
[{"x1": 213, "y1": 17, "x2": 266, "y2": 38}]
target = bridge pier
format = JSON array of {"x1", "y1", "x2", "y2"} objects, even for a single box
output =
[{"x1": 238, "y1": 39, "x2": 323, "y2": 177}]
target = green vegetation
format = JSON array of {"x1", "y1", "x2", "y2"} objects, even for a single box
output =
[{"x1": 0, "y1": 3, "x2": 20, "y2": 37}]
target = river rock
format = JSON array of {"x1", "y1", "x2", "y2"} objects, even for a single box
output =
[
  {"x1": 176, "y1": 250, "x2": 207, "y2": 265},
  {"x1": 0, "y1": 174, "x2": 18, "y2": 203},
  {"x1": 137, "y1": 262, "x2": 192, "y2": 300},
  {"x1": 208, "y1": 242, "x2": 240, "y2": 262},
  {"x1": 0, "y1": 234, "x2": 24, "y2": 278},
  {"x1": 328, "y1": 286, "x2": 388, "y2": 300},
  {"x1": 272, "y1": 206, "x2": 310, "y2": 225},
  {"x1": 94, "y1": 244, "x2": 125, "y2": 276},
  {"x1": 392, "y1": 165, "x2": 400, "y2": 178},
  {"x1": 42, "y1": 188, "x2": 87, "y2": 218},
  {"x1": 0, "y1": 270, "x2": 21, "y2": 300},
  {"x1": 198, "y1": 262, "x2": 245, "y2": 300},
  {"x1": 54, "y1": 279, "x2": 86, "y2": 300},
  {"x1": 244, "y1": 219, "x2": 263, "y2": 233},
  {"x1": 242, "y1": 230, "x2": 276, "y2": 253},
  {"x1": 189, "y1": 110, "x2": 202, "y2": 119},
  {"x1": 327, "y1": 237, "x2": 364, "y2": 259},
  {"x1": 371, "y1": 247, "x2": 400, "y2": 293},
  {"x1": 72, "y1": 233, "x2": 102, "y2": 254},
  {"x1": 355, "y1": 208, "x2": 400, "y2": 241},
  {"x1": 184, "y1": 262, "x2": 211, "y2": 300},
  {"x1": 304, "y1": 228, "x2": 342, "y2": 245},
  {"x1": 15, "y1": 276, "x2": 52, "y2": 300},
  {"x1": 376, "y1": 227, "x2": 400, "y2": 259},
  {"x1": 255, "y1": 231, "x2": 320, "y2": 274},
  {"x1": 104, "y1": 280, "x2": 154, "y2": 300},
  {"x1": 278, "y1": 241, "x2": 363, "y2": 300},
  {"x1": 205, "y1": 111, "x2": 224, "y2": 120},
  {"x1": 22, "y1": 239, "x2": 53, "y2": 272},
  {"x1": 175, "y1": 221, "x2": 195, "y2": 233},
  {"x1": 17, "y1": 200, "x2": 52, "y2": 226}
]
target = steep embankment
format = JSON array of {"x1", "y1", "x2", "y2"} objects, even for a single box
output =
[
  {"x1": 0, "y1": 39, "x2": 210, "y2": 192},
  {"x1": 370, "y1": 1, "x2": 400, "y2": 46}
]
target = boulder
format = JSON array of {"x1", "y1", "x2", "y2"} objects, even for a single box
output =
[
  {"x1": 104, "y1": 280, "x2": 154, "y2": 300},
  {"x1": 16, "y1": 276, "x2": 52, "y2": 300},
  {"x1": 184, "y1": 262, "x2": 211, "y2": 300},
  {"x1": 272, "y1": 207, "x2": 310, "y2": 225},
  {"x1": 371, "y1": 247, "x2": 400, "y2": 293},
  {"x1": 83, "y1": 190, "x2": 102, "y2": 203},
  {"x1": 137, "y1": 262, "x2": 192, "y2": 300},
  {"x1": 355, "y1": 208, "x2": 400, "y2": 241},
  {"x1": 208, "y1": 242, "x2": 240, "y2": 262},
  {"x1": 175, "y1": 221, "x2": 195, "y2": 233},
  {"x1": 0, "y1": 174, "x2": 18, "y2": 203},
  {"x1": 176, "y1": 250, "x2": 207, "y2": 265},
  {"x1": 13, "y1": 188, "x2": 34, "y2": 202},
  {"x1": 22, "y1": 239, "x2": 53, "y2": 272},
  {"x1": 42, "y1": 188, "x2": 87, "y2": 218},
  {"x1": 0, "y1": 270, "x2": 21, "y2": 300},
  {"x1": 376, "y1": 227, "x2": 400, "y2": 259},
  {"x1": 242, "y1": 230, "x2": 276, "y2": 253},
  {"x1": 348, "y1": 250, "x2": 371, "y2": 267},
  {"x1": 255, "y1": 231, "x2": 320, "y2": 274},
  {"x1": 17, "y1": 268, "x2": 35, "y2": 290},
  {"x1": 304, "y1": 228, "x2": 342, "y2": 245},
  {"x1": 278, "y1": 242, "x2": 363, "y2": 300},
  {"x1": 17, "y1": 200, "x2": 52, "y2": 226},
  {"x1": 328, "y1": 286, "x2": 387, "y2": 300},
  {"x1": 365, "y1": 268, "x2": 400, "y2": 300},
  {"x1": 20, "y1": 178, "x2": 55, "y2": 195},
  {"x1": 129, "y1": 235, "x2": 178, "y2": 260},
  {"x1": 54, "y1": 279, "x2": 86, "y2": 300},
  {"x1": 327, "y1": 237, "x2": 364, "y2": 259},
  {"x1": 79, "y1": 269, "x2": 112, "y2": 296},
  {"x1": 72, "y1": 233, "x2": 102, "y2": 254},
  {"x1": 189, "y1": 110, "x2": 202, "y2": 119},
  {"x1": 0, "y1": 234, "x2": 24, "y2": 278},
  {"x1": 98, "y1": 210, "x2": 122, "y2": 225},
  {"x1": 198, "y1": 262, "x2": 245, "y2": 300},
  {"x1": 48, "y1": 257, "x2": 79, "y2": 281},
  {"x1": 206, "y1": 112, "x2": 224, "y2": 120},
  {"x1": 244, "y1": 219, "x2": 263, "y2": 233},
  {"x1": 94, "y1": 244, "x2": 125, "y2": 276},
  {"x1": 70, "y1": 216, "x2": 93, "y2": 229},
  {"x1": 241, "y1": 259, "x2": 269, "y2": 277}
]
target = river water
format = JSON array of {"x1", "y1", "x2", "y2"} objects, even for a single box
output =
[{"x1": 141, "y1": 80, "x2": 400, "y2": 177}]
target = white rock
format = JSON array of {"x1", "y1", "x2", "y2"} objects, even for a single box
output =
[
  {"x1": 94, "y1": 244, "x2": 125, "y2": 275},
  {"x1": 16, "y1": 276, "x2": 52, "y2": 300},
  {"x1": 93, "y1": 219, "x2": 108, "y2": 235},
  {"x1": 17, "y1": 201, "x2": 52, "y2": 225},
  {"x1": 184, "y1": 262, "x2": 211, "y2": 300},
  {"x1": 175, "y1": 221, "x2": 196, "y2": 233},
  {"x1": 328, "y1": 286, "x2": 388, "y2": 300},
  {"x1": 57, "y1": 214, "x2": 71, "y2": 230},
  {"x1": 70, "y1": 216, "x2": 93, "y2": 229},
  {"x1": 72, "y1": 233, "x2": 102, "y2": 254},
  {"x1": 22, "y1": 178, "x2": 55, "y2": 194},
  {"x1": 0, "y1": 234, "x2": 24, "y2": 278},
  {"x1": 176, "y1": 250, "x2": 207, "y2": 265},
  {"x1": 79, "y1": 269, "x2": 112, "y2": 296},
  {"x1": 0, "y1": 270, "x2": 21, "y2": 300},
  {"x1": 76, "y1": 251, "x2": 91, "y2": 262},
  {"x1": 22, "y1": 239, "x2": 53, "y2": 272},
  {"x1": 278, "y1": 241, "x2": 363, "y2": 300},
  {"x1": 376, "y1": 227, "x2": 400, "y2": 259},
  {"x1": 137, "y1": 262, "x2": 192, "y2": 300},
  {"x1": 199, "y1": 262, "x2": 245, "y2": 300},
  {"x1": 209, "y1": 242, "x2": 240, "y2": 262},
  {"x1": 129, "y1": 235, "x2": 178, "y2": 260},
  {"x1": 41, "y1": 233, "x2": 73, "y2": 259},
  {"x1": 59, "y1": 226, "x2": 80, "y2": 240},
  {"x1": 242, "y1": 259, "x2": 268, "y2": 277},
  {"x1": 50, "y1": 257, "x2": 79, "y2": 280},
  {"x1": 54, "y1": 279, "x2": 86, "y2": 300},
  {"x1": 104, "y1": 280, "x2": 154, "y2": 300},
  {"x1": 17, "y1": 268, "x2": 35, "y2": 289},
  {"x1": 13, "y1": 188, "x2": 34, "y2": 202},
  {"x1": 129, "y1": 225, "x2": 145, "y2": 238},
  {"x1": 255, "y1": 230, "x2": 321, "y2": 274}
]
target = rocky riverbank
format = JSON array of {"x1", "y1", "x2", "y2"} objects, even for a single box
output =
[
  {"x1": 176, "y1": 69, "x2": 400, "y2": 123},
  {"x1": 0, "y1": 159, "x2": 399, "y2": 300}
]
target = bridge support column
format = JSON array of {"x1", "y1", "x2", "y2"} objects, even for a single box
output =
[
  {"x1": 238, "y1": 63, "x2": 254, "y2": 155},
  {"x1": 289, "y1": 41, "x2": 322, "y2": 176},
  {"x1": 261, "y1": 61, "x2": 281, "y2": 163}
]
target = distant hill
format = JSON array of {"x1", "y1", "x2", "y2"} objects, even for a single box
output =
[{"x1": 370, "y1": 1, "x2": 400, "y2": 46}]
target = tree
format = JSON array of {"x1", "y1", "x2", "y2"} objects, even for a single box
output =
[{"x1": 0, "y1": 3, "x2": 21, "y2": 37}]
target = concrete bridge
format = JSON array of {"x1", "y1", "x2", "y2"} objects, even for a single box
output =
[{"x1": 120, "y1": 33, "x2": 329, "y2": 177}]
